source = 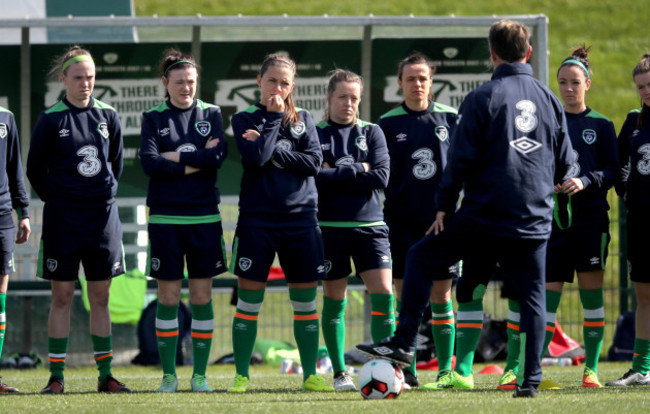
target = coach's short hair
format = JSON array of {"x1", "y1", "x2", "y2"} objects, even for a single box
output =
[{"x1": 488, "y1": 20, "x2": 531, "y2": 63}]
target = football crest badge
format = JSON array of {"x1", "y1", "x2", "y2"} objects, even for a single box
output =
[
  {"x1": 97, "y1": 122, "x2": 109, "y2": 139},
  {"x1": 290, "y1": 122, "x2": 306, "y2": 137},
  {"x1": 195, "y1": 121, "x2": 211, "y2": 137},
  {"x1": 435, "y1": 126, "x2": 448, "y2": 141},
  {"x1": 0, "y1": 123, "x2": 7, "y2": 139},
  {"x1": 582, "y1": 129, "x2": 597, "y2": 145},
  {"x1": 46, "y1": 259, "x2": 58, "y2": 273},
  {"x1": 355, "y1": 136, "x2": 368, "y2": 151},
  {"x1": 239, "y1": 257, "x2": 252, "y2": 271}
]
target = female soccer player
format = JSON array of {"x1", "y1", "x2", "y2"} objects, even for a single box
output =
[
  {"x1": 27, "y1": 46, "x2": 129, "y2": 394},
  {"x1": 378, "y1": 53, "x2": 458, "y2": 387},
  {"x1": 493, "y1": 46, "x2": 619, "y2": 390},
  {"x1": 607, "y1": 53, "x2": 650, "y2": 387},
  {"x1": 227, "y1": 54, "x2": 332, "y2": 393},
  {"x1": 0, "y1": 107, "x2": 31, "y2": 393},
  {"x1": 315, "y1": 69, "x2": 392, "y2": 391},
  {"x1": 140, "y1": 50, "x2": 228, "y2": 393}
]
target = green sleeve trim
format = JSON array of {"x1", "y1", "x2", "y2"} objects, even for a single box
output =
[
  {"x1": 197, "y1": 99, "x2": 219, "y2": 110},
  {"x1": 379, "y1": 106, "x2": 408, "y2": 119},
  {"x1": 433, "y1": 102, "x2": 458, "y2": 114},
  {"x1": 149, "y1": 214, "x2": 221, "y2": 224},
  {"x1": 45, "y1": 101, "x2": 70, "y2": 114},
  {"x1": 356, "y1": 119, "x2": 375, "y2": 127},
  {"x1": 316, "y1": 120, "x2": 330, "y2": 129},
  {"x1": 145, "y1": 101, "x2": 170, "y2": 113},
  {"x1": 630, "y1": 108, "x2": 642, "y2": 114},
  {"x1": 92, "y1": 99, "x2": 117, "y2": 111},
  {"x1": 585, "y1": 109, "x2": 611, "y2": 122},
  {"x1": 319, "y1": 220, "x2": 386, "y2": 228},
  {"x1": 236, "y1": 104, "x2": 259, "y2": 115},
  {"x1": 553, "y1": 193, "x2": 572, "y2": 230}
]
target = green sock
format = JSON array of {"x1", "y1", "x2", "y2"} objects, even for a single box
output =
[
  {"x1": 232, "y1": 288, "x2": 264, "y2": 379},
  {"x1": 504, "y1": 299, "x2": 521, "y2": 373},
  {"x1": 191, "y1": 301, "x2": 214, "y2": 377},
  {"x1": 455, "y1": 299, "x2": 484, "y2": 377},
  {"x1": 156, "y1": 301, "x2": 179, "y2": 377},
  {"x1": 321, "y1": 296, "x2": 347, "y2": 374},
  {"x1": 48, "y1": 337, "x2": 68, "y2": 379},
  {"x1": 632, "y1": 338, "x2": 650, "y2": 374},
  {"x1": 431, "y1": 301, "x2": 455, "y2": 373},
  {"x1": 516, "y1": 332, "x2": 527, "y2": 386},
  {"x1": 542, "y1": 290, "x2": 563, "y2": 359},
  {"x1": 289, "y1": 287, "x2": 319, "y2": 381},
  {"x1": 370, "y1": 293, "x2": 395, "y2": 343},
  {"x1": 580, "y1": 288, "x2": 605, "y2": 372},
  {"x1": 91, "y1": 335, "x2": 113, "y2": 380},
  {"x1": 0, "y1": 293, "x2": 5, "y2": 358}
]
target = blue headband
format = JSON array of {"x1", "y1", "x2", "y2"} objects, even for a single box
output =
[{"x1": 561, "y1": 59, "x2": 590, "y2": 79}]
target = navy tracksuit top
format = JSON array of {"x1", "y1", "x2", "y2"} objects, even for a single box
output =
[
  {"x1": 0, "y1": 107, "x2": 29, "y2": 226},
  {"x1": 436, "y1": 63, "x2": 574, "y2": 239},
  {"x1": 618, "y1": 109, "x2": 650, "y2": 211},
  {"x1": 140, "y1": 99, "x2": 227, "y2": 216},
  {"x1": 231, "y1": 103, "x2": 322, "y2": 228}
]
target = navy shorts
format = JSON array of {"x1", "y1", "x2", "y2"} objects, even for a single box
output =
[
  {"x1": 0, "y1": 226, "x2": 15, "y2": 275},
  {"x1": 147, "y1": 221, "x2": 228, "y2": 280},
  {"x1": 546, "y1": 213, "x2": 610, "y2": 283},
  {"x1": 321, "y1": 225, "x2": 391, "y2": 280},
  {"x1": 230, "y1": 225, "x2": 326, "y2": 283},
  {"x1": 38, "y1": 203, "x2": 124, "y2": 282},
  {"x1": 627, "y1": 210, "x2": 650, "y2": 283},
  {"x1": 389, "y1": 220, "x2": 460, "y2": 281}
]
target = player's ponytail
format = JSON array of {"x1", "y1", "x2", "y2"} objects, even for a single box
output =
[
  {"x1": 159, "y1": 49, "x2": 198, "y2": 99},
  {"x1": 633, "y1": 53, "x2": 650, "y2": 128},
  {"x1": 259, "y1": 54, "x2": 299, "y2": 127}
]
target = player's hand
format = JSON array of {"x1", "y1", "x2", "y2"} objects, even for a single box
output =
[
  {"x1": 16, "y1": 218, "x2": 30, "y2": 244},
  {"x1": 554, "y1": 183, "x2": 563, "y2": 193},
  {"x1": 560, "y1": 177, "x2": 584, "y2": 196},
  {"x1": 161, "y1": 151, "x2": 180, "y2": 163},
  {"x1": 205, "y1": 137, "x2": 220, "y2": 148},
  {"x1": 242, "y1": 129, "x2": 260, "y2": 142},
  {"x1": 267, "y1": 94, "x2": 285, "y2": 112},
  {"x1": 426, "y1": 211, "x2": 447, "y2": 236},
  {"x1": 362, "y1": 162, "x2": 371, "y2": 172},
  {"x1": 321, "y1": 162, "x2": 331, "y2": 169},
  {"x1": 185, "y1": 165, "x2": 200, "y2": 175}
]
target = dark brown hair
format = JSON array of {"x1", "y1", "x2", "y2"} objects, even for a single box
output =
[
  {"x1": 159, "y1": 49, "x2": 198, "y2": 99},
  {"x1": 397, "y1": 52, "x2": 436, "y2": 81},
  {"x1": 488, "y1": 20, "x2": 531, "y2": 63},
  {"x1": 259, "y1": 54, "x2": 299, "y2": 126},
  {"x1": 557, "y1": 45, "x2": 592, "y2": 79}
]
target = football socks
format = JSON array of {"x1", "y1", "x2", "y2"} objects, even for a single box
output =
[
  {"x1": 504, "y1": 299, "x2": 521, "y2": 374},
  {"x1": 232, "y1": 288, "x2": 264, "y2": 379},
  {"x1": 289, "y1": 287, "x2": 320, "y2": 380},
  {"x1": 370, "y1": 293, "x2": 395, "y2": 342},
  {"x1": 47, "y1": 337, "x2": 68, "y2": 379},
  {"x1": 455, "y1": 299, "x2": 484, "y2": 377},
  {"x1": 321, "y1": 296, "x2": 347, "y2": 374},
  {"x1": 156, "y1": 302, "x2": 179, "y2": 377},
  {"x1": 431, "y1": 301, "x2": 455, "y2": 373},
  {"x1": 91, "y1": 335, "x2": 113, "y2": 380},
  {"x1": 191, "y1": 301, "x2": 214, "y2": 377},
  {"x1": 632, "y1": 338, "x2": 650, "y2": 375},
  {"x1": 542, "y1": 290, "x2": 563, "y2": 357},
  {"x1": 0, "y1": 293, "x2": 5, "y2": 358},
  {"x1": 580, "y1": 288, "x2": 605, "y2": 373}
]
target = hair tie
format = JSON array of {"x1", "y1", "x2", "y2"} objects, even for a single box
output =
[{"x1": 164, "y1": 60, "x2": 196, "y2": 77}]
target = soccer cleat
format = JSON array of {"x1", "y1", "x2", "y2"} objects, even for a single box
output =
[
  {"x1": 0, "y1": 378, "x2": 18, "y2": 393},
  {"x1": 40, "y1": 376, "x2": 64, "y2": 394},
  {"x1": 98, "y1": 375, "x2": 131, "y2": 393},
  {"x1": 422, "y1": 370, "x2": 473, "y2": 390},
  {"x1": 333, "y1": 371, "x2": 356, "y2": 391},
  {"x1": 582, "y1": 367, "x2": 602, "y2": 388},
  {"x1": 513, "y1": 385, "x2": 538, "y2": 398},
  {"x1": 227, "y1": 374, "x2": 250, "y2": 393},
  {"x1": 605, "y1": 369, "x2": 650, "y2": 387},
  {"x1": 303, "y1": 374, "x2": 334, "y2": 391},
  {"x1": 355, "y1": 338, "x2": 414, "y2": 367},
  {"x1": 497, "y1": 370, "x2": 517, "y2": 390},
  {"x1": 156, "y1": 374, "x2": 178, "y2": 393},
  {"x1": 191, "y1": 374, "x2": 213, "y2": 392},
  {"x1": 403, "y1": 369, "x2": 419, "y2": 388}
]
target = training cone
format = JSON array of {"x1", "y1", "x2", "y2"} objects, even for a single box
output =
[
  {"x1": 478, "y1": 365, "x2": 504, "y2": 375},
  {"x1": 416, "y1": 355, "x2": 456, "y2": 371}
]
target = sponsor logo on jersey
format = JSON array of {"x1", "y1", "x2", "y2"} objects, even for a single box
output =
[
  {"x1": 46, "y1": 259, "x2": 58, "y2": 273},
  {"x1": 176, "y1": 143, "x2": 197, "y2": 152},
  {"x1": 271, "y1": 139, "x2": 293, "y2": 169},
  {"x1": 256, "y1": 123, "x2": 264, "y2": 132},
  {"x1": 396, "y1": 133, "x2": 407, "y2": 142},
  {"x1": 195, "y1": 121, "x2": 211, "y2": 137},
  {"x1": 59, "y1": 128, "x2": 70, "y2": 138},
  {"x1": 97, "y1": 122, "x2": 110, "y2": 139},
  {"x1": 151, "y1": 258, "x2": 160, "y2": 271},
  {"x1": 582, "y1": 129, "x2": 597, "y2": 145},
  {"x1": 509, "y1": 137, "x2": 542, "y2": 155},
  {"x1": 321, "y1": 143, "x2": 331, "y2": 151},
  {"x1": 355, "y1": 136, "x2": 368, "y2": 151},
  {"x1": 160, "y1": 128, "x2": 170, "y2": 136},
  {"x1": 324, "y1": 260, "x2": 332, "y2": 274},
  {"x1": 334, "y1": 155, "x2": 354, "y2": 167},
  {"x1": 0, "y1": 123, "x2": 7, "y2": 139},
  {"x1": 239, "y1": 257, "x2": 252, "y2": 271},
  {"x1": 290, "y1": 121, "x2": 306, "y2": 137},
  {"x1": 435, "y1": 126, "x2": 448, "y2": 141},
  {"x1": 380, "y1": 255, "x2": 390, "y2": 263}
]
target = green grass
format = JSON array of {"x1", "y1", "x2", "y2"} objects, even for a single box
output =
[{"x1": 2, "y1": 362, "x2": 649, "y2": 413}]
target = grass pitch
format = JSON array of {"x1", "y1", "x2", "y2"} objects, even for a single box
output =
[{"x1": 1, "y1": 362, "x2": 649, "y2": 413}]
